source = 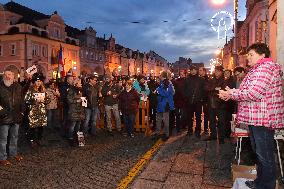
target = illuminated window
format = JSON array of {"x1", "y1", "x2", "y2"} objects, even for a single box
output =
[{"x1": 11, "y1": 44, "x2": 16, "y2": 55}]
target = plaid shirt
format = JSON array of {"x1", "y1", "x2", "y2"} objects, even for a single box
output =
[{"x1": 231, "y1": 58, "x2": 284, "y2": 129}]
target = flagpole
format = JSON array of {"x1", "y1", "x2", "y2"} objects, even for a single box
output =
[{"x1": 56, "y1": 49, "x2": 59, "y2": 82}]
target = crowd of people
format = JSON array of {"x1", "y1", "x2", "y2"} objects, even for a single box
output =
[{"x1": 0, "y1": 42, "x2": 283, "y2": 189}]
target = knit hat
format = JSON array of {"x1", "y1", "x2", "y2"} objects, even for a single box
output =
[{"x1": 31, "y1": 72, "x2": 45, "y2": 83}]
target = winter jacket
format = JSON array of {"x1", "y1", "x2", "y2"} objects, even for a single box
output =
[
  {"x1": 119, "y1": 88, "x2": 140, "y2": 115},
  {"x1": 101, "y1": 82, "x2": 120, "y2": 106},
  {"x1": 206, "y1": 76, "x2": 227, "y2": 109},
  {"x1": 67, "y1": 86, "x2": 85, "y2": 121},
  {"x1": 147, "y1": 79, "x2": 159, "y2": 107},
  {"x1": 46, "y1": 88, "x2": 59, "y2": 110},
  {"x1": 83, "y1": 83, "x2": 100, "y2": 109},
  {"x1": 231, "y1": 58, "x2": 284, "y2": 129},
  {"x1": 184, "y1": 75, "x2": 205, "y2": 104},
  {"x1": 156, "y1": 80, "x2": 175, "y2": 113},
  {"x1": 24, "y1": 88, "x2": 49, "y2": 128},
  {"x1": 0, "y1": 81, "x2": 23, "y2": 125}
]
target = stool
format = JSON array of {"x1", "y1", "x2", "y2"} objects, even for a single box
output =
[
  {"x1": 232, "y1": 132, "x2": 249, "y2": 165},
  {"x1": 274, "y1": 130, "x2": 284, "y2": 179}
]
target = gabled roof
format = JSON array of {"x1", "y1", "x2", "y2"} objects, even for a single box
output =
[{"x1": 4, "y1": 1, "x2": 50, "y2": 24}]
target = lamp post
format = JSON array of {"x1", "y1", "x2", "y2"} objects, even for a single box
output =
[{"x1": 233, "y1": 0, "x2": 238, "y2": 67}]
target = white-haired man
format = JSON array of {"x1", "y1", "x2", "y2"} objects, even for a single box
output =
[{"x1": 0, "y1": 68, "x2": 24, "y2": 165}]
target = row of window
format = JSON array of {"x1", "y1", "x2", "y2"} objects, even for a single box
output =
[
  {"x1": 32, "y1": 44, "x2": 48, "y2": 57},
  {"x1": 80, "y1": 50, "x2": 104, "y2": 61},
  {"x1": 0, "y1": 44, "x2": 16, "y2": 56}
]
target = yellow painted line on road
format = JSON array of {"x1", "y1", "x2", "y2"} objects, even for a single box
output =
[{"x1": 117, "y1": 139, "x2": 164, "y2": 189}]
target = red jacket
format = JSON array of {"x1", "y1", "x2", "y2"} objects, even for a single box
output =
[
  {"x1": 231, "y1": 58, "x2": 284, "y2": 129},
  {"x1": 119, "y1": 88, "x2": 140, "y2": 115}
]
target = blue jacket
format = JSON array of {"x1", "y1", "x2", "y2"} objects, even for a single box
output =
[{"x1": 156, "y1": 82, "x2": 175, "y2": 113}]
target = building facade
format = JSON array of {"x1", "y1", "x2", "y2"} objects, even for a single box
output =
[
  {"x1": 222, "y1": 0, "x2": 269, "y2": 69},
  {"x1": 0, "y1": 2, "x2": 80, "y2": 80},
  {"x1": 0, "y1": 1, "x2": 170, "y2": 79}
]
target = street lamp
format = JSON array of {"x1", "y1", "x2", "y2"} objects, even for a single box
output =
[
  {"x1": 233, "y1": 0, "x2": 239, "y2": 67},
  {"x1": 211, "y1": 0, "x2": 226, "y2": 5}
]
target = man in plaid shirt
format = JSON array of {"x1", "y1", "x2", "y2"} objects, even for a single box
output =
[{"x1": 219, "y1": 43, "x2": 284, "y2": 189}]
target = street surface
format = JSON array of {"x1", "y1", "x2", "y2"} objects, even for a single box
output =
[{"x1": 0, "y1": 127, "x2": 155, "y2": 189}]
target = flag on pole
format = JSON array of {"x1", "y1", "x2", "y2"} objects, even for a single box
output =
[{"x1": 57, "y1": 45, "x2": 65, "y2": 77}]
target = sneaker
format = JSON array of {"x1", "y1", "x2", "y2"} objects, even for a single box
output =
[
  {"x1": 0, "y1": 160, "x2": 12, "y2": 166},
  {"x1": 245, "y1": 180, "x2": 256, "y2": 189},
  {"x1": 130, "y1": 133, "x2": 135, "y2": 138}
]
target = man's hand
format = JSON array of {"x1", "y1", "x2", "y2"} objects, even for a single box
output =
[{"x1": 218, "y1": 90, "x2": 231, "y2": 101}]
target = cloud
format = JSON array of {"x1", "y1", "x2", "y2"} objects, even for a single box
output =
[{"x1": 3, "y1": 0, "x2": 246, "y2": 65}]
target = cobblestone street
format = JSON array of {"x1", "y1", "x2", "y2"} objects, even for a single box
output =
[{"x1": 0, "y1": 127, "x2": 155, "y2": 189}]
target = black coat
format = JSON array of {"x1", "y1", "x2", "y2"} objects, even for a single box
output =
[
  {"x1": 0, "y1": 81, "x2": 23, "y2": 125},
  {"x1": 206, "y1": 77, "x2": 227, "y2": 109},
  {"x1": 67, "y1": 86, "x2": 85, "y2": 121},
  {"x1": 101, "y1": 82, "x2": 120, "y2": 106},
  {"x1": 184, "y1": 75, "x2": 205, "y2": 104},
  {"x1": 83, "y1": 83, "x2": 100, "y2": 109},
  {"x1": 147, "y1": 79, "x2": 159, "y2": 107}
]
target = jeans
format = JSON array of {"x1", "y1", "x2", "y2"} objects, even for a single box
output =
[
  {"x1": 105, "y1": 104, "x2": 121, "y2": 131},
  {"x1": 156, "y1": 112, "x2": 169, "y2": 137},
  {"x1": 0, "y1": 124, "x2": 19, "y2": 160},
  {"x1": 68, "y1": 121, "x2": 81, "y2": 140},
  {"x1": 123, "y1": 113, "x2": 136, "y2": 135},
  {"x1": 248, "y1": 126, "x2": 276, "y2": 189},
  {"x1": 83, "y1": 108, "x2": 98, "y2": 135},
  {"x1": 209, "y1": 108, "x2": 226, "y2": 140}
]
